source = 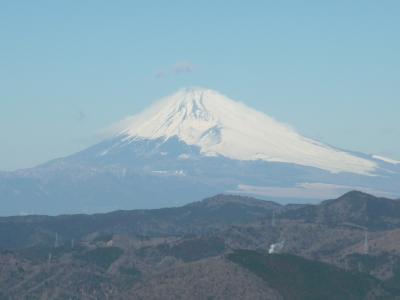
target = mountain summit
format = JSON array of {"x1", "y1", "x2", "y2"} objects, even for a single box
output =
[
  {"x1": 1, "y1": 88, "x2": 399, "y2": 215},
  {"x1": 112, "y1": 88, "x2": 375, "y2": 174}
]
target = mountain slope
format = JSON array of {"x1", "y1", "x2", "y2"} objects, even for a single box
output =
[
  {"x1": 2, "y1": 192, "x2": 400, "y2": 298},
  {"x1": 2, "y1": 192, "x2": 400, "y2": 252},
  {"x1": 0, "y1": 194, "x2": 279, "y2": 250},
  {"x1": 124, "y1": 256, "x2": 283, "y2": 300},
  {"x1": 112, "y1": 88, "x2": 376, "y2": 175},
  {"x1": 227, "y1": 250, "x2": 395, "y2": 300},
  {"x1": 1, "y1": 88, "x2": 399, "y2": 215},
  {"x1": 283, "y1": 191, "x2": 400, "y2": 230}
]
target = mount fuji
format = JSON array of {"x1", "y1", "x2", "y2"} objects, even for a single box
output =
[{"x1": 1, "y1": 88, "x2": 399, "y2": 215}]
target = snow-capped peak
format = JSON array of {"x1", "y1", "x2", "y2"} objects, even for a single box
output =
[{"x1": 112, "y1": 88, "x2": 378, "y2": 175}]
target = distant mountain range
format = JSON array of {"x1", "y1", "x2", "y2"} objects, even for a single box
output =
[
  {"x1": 2, "y1": 191, "x2": 400, "y2": 299},
  {"x1": 0, "y1": 191, "x2": 399, "y2": 249},
  {"x1": 1, "y1": 88, "x2": 399, "y2": 215}
]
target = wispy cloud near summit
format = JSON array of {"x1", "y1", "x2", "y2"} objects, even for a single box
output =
[
  {"x1": 155, "y1": 61, "x2": 195, "y2": 78},
  {"x1": 173, "y1": 61, "x2": 194, "y2": 74}
]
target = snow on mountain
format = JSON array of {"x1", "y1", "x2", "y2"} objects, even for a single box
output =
[
  {"x1": 111, "y1": 88, "x2": 377, "y2": 175},
  {"x1": 1, "y1": 87, "x2": 399, "y2": 215}
]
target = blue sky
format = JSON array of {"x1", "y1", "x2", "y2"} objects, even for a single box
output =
[{"x1": 1, "y1": 1, "x2": 399, "y2": 171}]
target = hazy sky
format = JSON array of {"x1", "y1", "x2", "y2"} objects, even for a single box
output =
[{"x1": 1, "y1": 1, "x2": 399, "y2": 171}]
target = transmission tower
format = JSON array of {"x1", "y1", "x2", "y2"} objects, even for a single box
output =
[
  {"x1": 363, "y1": 230, "x2": 369, "y2": 255},
  {"x1": 271, "y1": 210, "x2": 276, "y2": 227},
  {"x1": 54, "y1": 233, "x2": 59, "y2": 248}
]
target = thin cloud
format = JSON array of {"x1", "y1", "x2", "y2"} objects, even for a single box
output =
[
  {"x1": 173, "y1": 61, "x2": 194, "y2": 74},
  {"x1": 378, "y1": 127, "x2": 399, "y2": 137},
  {"x1": 155, "y1": 70, "x2": 167, "y2": 78},
  {"x1": 155, "y1": 61, "x2": 195, "y2": 79},
  {"x1": 73, "y1": 110, "x2": 87, "y2": 122}
]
